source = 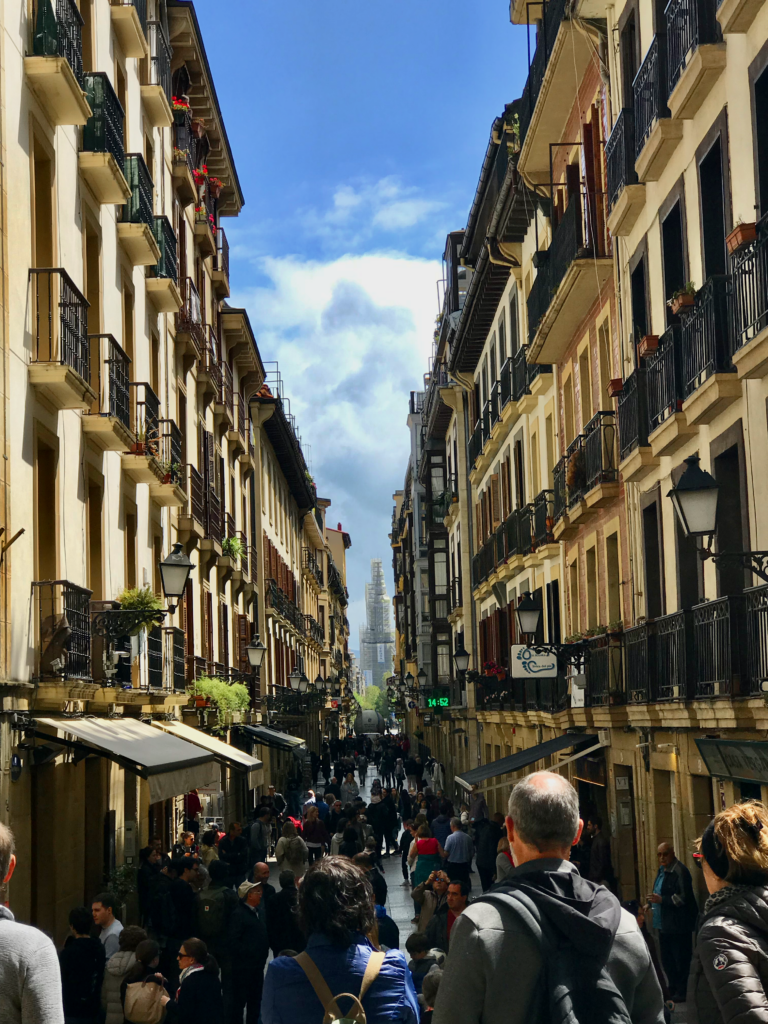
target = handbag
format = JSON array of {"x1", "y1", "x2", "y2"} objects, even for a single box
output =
[
  {"x1": 294, "y1": 950, "x2": 385, "y2": 1024},
  {"x1": 123, "y1": 978, "x2": 170, "y2": 1024}
]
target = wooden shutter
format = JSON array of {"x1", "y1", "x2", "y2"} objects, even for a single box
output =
[
  {"x1": 237, "y1": 614, "x2": 251, "y2": 671},
  {"x1": 205, "y1": 590, "x2": 213, "y2": 663},
  {"x1": 514, "y1": 440, "x2": 525, "y2": 508},
  {"x1": 501, "y1": 459, "x2": 510, "y2": 520},
  {"x1": 490, "y1": 474, "x2": 501, "y2": 528}
]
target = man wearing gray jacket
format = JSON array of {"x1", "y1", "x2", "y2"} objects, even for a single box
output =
[
  {"x1": 0, "y1": 822, "x2": 64, "y2": 1023},
  {"x1": 433, "y1": 772, "x2": 664, "y2": 1024}
]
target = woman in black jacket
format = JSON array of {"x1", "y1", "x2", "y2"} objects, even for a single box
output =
[
  {"x1": 688, "y1": 800, "x2": 768, "y2": 1023},
  {"x1": 167, "y1": 938, "x2": 223, "y2": 1023}
]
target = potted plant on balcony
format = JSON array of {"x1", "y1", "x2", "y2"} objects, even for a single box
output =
[
  {"x1": 208, "y1": 176, "x2": 224, "y2": 200},
  {"x1": 667, "y1": 282, "x2": 696, "y2": 316},
  {"x1": 116, "y1": 586, "x2": 164, "y2": 635},
  {"x1": 221, "y1": 536, "x2": 243, "y2": 560},
  {"x1": 638, "y1": 335, "x2": 659, "y2": 359},
  {"x1": 608, "y1": 378, "x2": 624, "y2": 399},
  {"x1": 566, "y1": 446, "x2": 586, "y2": 495},
  {"x1": 726, "y1": 219, "x2": 757, "y2": 256},
  {"x1": 607, "y1": 619, "x2": 623, "y2": 636},
  {"x1": 188, "y1": 675, "x2": 250, "y2": 727}
]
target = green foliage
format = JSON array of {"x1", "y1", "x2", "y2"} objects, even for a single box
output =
[
  {"x1": 188, "y1": 675, "x2": 251, "y2": 723},
  {"x1": 108, "y1": 863, "x2": 136, "y2": 906},
  {"x1": 357, "y1": 684, "x2": 388, "y2": 716},
  {"x1": 221, "y1": 536, "x2": 243, "y2": 559},
  {"x1": 118, "y1": 586, "x2": 163, "y2": 612}
]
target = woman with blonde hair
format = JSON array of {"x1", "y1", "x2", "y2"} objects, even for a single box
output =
[
  {"x1": 275, "y1": 820, "x2": 309, "y2": 878},
  {"x1": 495, "y1": 835, "x2": 514, "y2": 883},
  {"x1": 688, "y1": 799, "x2": 768, "y2": 1021}
]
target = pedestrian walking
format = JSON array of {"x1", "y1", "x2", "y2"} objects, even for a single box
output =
[
  {"x1": 400, "y1": 821, "x2": 416, "y2": 885},
  {"x1": 341, "y1": 772, "x2": 359, "y2": 805},
  {"x1": 275, "y1": 821, "x2": 309, "y2": 878},
  {"x1": 168, "y1": 937, "x2": 224, "y2": 1022},
  {"x1": 441, "y1": 818, "x2": 474, "y2": 887},
  {"x1": 121, "y1": 939, "x2": 172, "y2": 1024},
  {"x1": 261, "y1": 856, "x2": 420, "y2": 1024},
  {"x1": 432, "y1": 772, "x2": 664, "y2": 1024},
  {"x1": 468, "y1": 786, "x2": 488, "y2": 824},
  {"x1": 410, "y1": 824, "x2": 444, "y2": 890},
  {"x1": 218, "y1": 822, "x2": 249, "y2": 888},
  {"x1": 59, "y1": 906, "x2": 106, "y2": 1024},
  {"x1": 198, "y1": 830, "x2": 219, "y2": 871},
  {"x1": 269, "y1": 870, "x2": 306, "y2": 957},
  {"x1": 92, "y1": 892, "x2": 124, "y2": 960},
  {"x1": 303, "y1": 805, "x2": 331, "y2": 864},
  {"x1": 101, "y1": 925, "x2": 147, "y2": 1024},
  {"x1": 230, "y1": 881, "x2": 270, "y2": 1023},
  {"x1": 136, "y1": 846, "x2": 161, "y2": 927},
  {"x1": 249, "y1": 807, "x2": 271, "y2": 870},
  {"x1": 431, "y1": 804, "x2": 453, "y2": 850},
  {"x1": 474, "y1": 814, "x2": 504, "y2": 892},
  {"x1": 357, "y1": 754, "x2": 369, "y2": 786},
  {"x1": 687, "y1": 800, "x2": 768, "y2": 1022},
  {"x1": 648, "y1": 840, "x2": 698, "y2": 1003}
]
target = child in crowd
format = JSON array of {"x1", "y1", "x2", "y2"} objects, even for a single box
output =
[{"x1": 405, "y1": 932, "x2": 440, "y2": 995}]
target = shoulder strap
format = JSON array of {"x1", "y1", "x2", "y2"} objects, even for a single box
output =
[
  {"x1": 360, "y1": 950, "x2": 385, "y2": 1000},
  {"x1": 294, "y1": 952, "x2": 336, "y2": 1012}
]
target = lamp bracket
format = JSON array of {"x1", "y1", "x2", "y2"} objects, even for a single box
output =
[
  {"x1": 700, "y1": 547, "x2": 768, "y2": 584},
  {"x1": 524, "y1": 640, "x2": 593, "y2": 668},
  {"x1": 92, "y1": 609, "x2": 166, "y2": 640}
]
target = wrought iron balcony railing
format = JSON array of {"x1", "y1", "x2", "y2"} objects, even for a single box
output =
[
  {"x1": 605, "y1": 107, "x2": 637, "y2": 210},
  {"x1": 512, "y1": 345, "x2": 530, "y2": 402},
  {"x1": 617, "y1": 369, "x2": 649, "y2": 462},
  {"x1": 201, "y1": 327, "x2": 223, "y2": 392},
  {"x1": 266, "y1": 579, "x2": 305, "y2": 634},
  {"x1": 173, "y1": 109, "x2": 196, "y2": 175},
  {"x1": 302, "y1": 547, "x2": 324, "y2": 588},
  {"x1": 624, "y1": 621, "x2": 656, "y2": 703},
  {"x1": 634, "y1": 35, "x2": 670, "y2": 159},
  {"x1": 129, "y1": 381, "x2": 160, "y2": 455},
  {"x1": 646, "y1": 325, "x2": 683, "y2": 433},
  {"x1": 518, "y1": 0, "x2": 569, "y2": 148},
  {"x1": 468, "y1": 422, "x2": 482, "y2": 468},
  {"x1": 176, "y1": 278, "x2": 203, "y2": 347},
  {"x1": 584, "y1": 410, "x2": 617, "y2": 492},
  {"x1": 451, "y1": 577, "x2": 462, "y2": 611},
  {"x1": 206, "y1": 488, "x2": 222, "y2": 545},
  {"x1": 88, "y1": 334, "x2": 130, "y2": 429},
  {"x1": 680, "y1": 275, "x2": 733, "y2": 397},
  {"x1": 564, "y1": 434, "x2": 586, "y2": 508},
  {"x1": 216, "y1": 226, "x2": 230, "y2": 281},
  {"x1": 305, "y1": 614, "x2": 325, "y2": 647},
  {"x1": 186, "y1": 464, "x2": 205, "y2": 527},
  {"x1": 82, "y1": 72, "x2": 125, "y2": 168},
  {"x1": 165, "y1": 626, "x2": 186, "y2": 691},
  {"x1": 146, "y1": 20, "x2": 171, "y2": 102},
  {"x1": 500, "y1": 357, "x2": 512, "y2": 408},
  {"x1": 666, "y1": 0, "x2": 719, "y2": 95},
  {"x1": 29, "y1": 268, "x2": 89, "y2": 380},
  {"x1": 533, "y1": 490, "x2": 555, "y2": 547},
  {"x1": 553, "y1": 456, "x2": 567, "y2": 522},
  {"x1": 693, "y1": 594, "x2": 746, "y2": 698},
  {"x1": 112, "y1": 0, "x2": 147, "y2": 34},
  {"x1": 158, "y1": 419, "x2": 183, "y2": 484},
  {"x1": 33, "y1": 0, "x2": 84, "y2": 85},
  {"x1": 585, "y1": 634, "x2": 624, "y2": 707},
  {"x1": 33, "y1": 579, "x2": 92, "y2": 681},
  {"x1": 152, "y1": 216, "x2": 177, "y2": 284},
  {"x1": 122, "y1": 153, "x2": 154, "y2": 228},
  {"x1": 731, "y1": 213, "x2": 768, "y2": 354}
]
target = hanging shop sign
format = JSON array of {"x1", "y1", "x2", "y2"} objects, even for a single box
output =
[
  {"x1": 510, "y1": 645, "x2": 558, "y2": 679},
  {"x1": 696, "y1": 738, "x2": 768, "y2": 786}
]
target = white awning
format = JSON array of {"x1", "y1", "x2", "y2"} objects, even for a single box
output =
[
  {"x1": 34, "y1": 716, "x2": 220, "y2": 803},
  {"x1": 151, "y1": 720, "x2": 263, "y2": 789}
]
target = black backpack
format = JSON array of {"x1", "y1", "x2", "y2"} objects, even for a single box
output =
[
  {"x1": 477, "y1": 890, "x2": 633, "y2": 1024},
  {"x1": 196, "y1": 885, "x2": 234, "y2": 940}
]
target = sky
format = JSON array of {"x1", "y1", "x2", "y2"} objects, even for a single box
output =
[{"x1": 194, "y1": 1, "x2": 529, "y2": 641}]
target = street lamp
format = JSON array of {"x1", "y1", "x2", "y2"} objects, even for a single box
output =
[
  {"x1": 315, "y1": 673, "x2": 325, "y2": 691},
  {"x1": 245, "y1": 635, "x2": 266, "y2": 672},
  {"x1": 515, "y1": 591, "x2": 542, "y2": 640},
  {"x1": 158, "y1": 543, "x2": 194, "y2": 613},
  {"x1": 405, "y1": 671, "x2": 414, "y2": 688},
  {"x1": 417, "y1": 668, "x2": 428, "y2": 689},
  {"x1": 288, "y1": 666, "x2": 301, "y2": 691},
  {"x1": 453, "y1": 641, "x2": 470, "y2": 675},
  {"x1": 299, "y1": 672, "x2": 309, "y2": 693},
  {"x1": 668, "y1": 454, "x2": 768, "y2": 582}
]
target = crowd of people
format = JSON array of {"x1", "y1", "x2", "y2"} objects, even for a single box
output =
[{"x1": 5, "y1": 733, "x2": 768, "y2": 1023}]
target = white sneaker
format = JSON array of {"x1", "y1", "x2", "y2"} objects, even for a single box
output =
[{"x1": 400, "y1": 880, "x2": 410, "y2": 886}]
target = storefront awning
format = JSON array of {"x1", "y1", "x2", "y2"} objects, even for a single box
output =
[
  {"x1": 456, "y1": 733, "x2": 600, "y2": 791},
  {"x1": 696, "y1": 737, "x2": 768, "y2": 786},
  {"x1": 33, "y1": 716, "x2": 220, "y2": 803},
  {"x1": 240, "y1": 724, "x2": 306, "y2": 753},
  {"x1": 152, "y1": 720, "x2": 263, "y2": 790}
]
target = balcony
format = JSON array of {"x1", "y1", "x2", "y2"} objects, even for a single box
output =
[
  {"x1": 605, "y1": 108, "x2": 644, "y2": 237},
  {"x1": 666, "y1": 0, "x2": 725, "y2": 120},
  {"x1": 693, "y1": 595, "x2": 746, "y2": 698},
  {"x1": 266, "y1": 579, "x2": 305, "y2": 636},
  {"x1": 553, "y1": 456, "x2": 567, "y2": 523},
  {"x1": 82, "y1": 334, "x2": 133, "y2": 451},
  {"x1": 585, "y1": 634, "x2": 624, "y2": 707},
  {"x1": 25, "y1": 0, "x2": 91, "y2": 126},
  {"x1": 302, "y1": 547, "x2": 324, "y2": 591},
  {"x1": 472, "y1": 538, "x2": 496, "y2": 589},
  {"x1": 194, "y1": 186, "x2": 216, "y2": 258},
  {"x1": 198, "y1": 327, "x2": 222, "y2": 400},
  {"x1": 532, "y1": 490, "x2": 557, "y2": 553},
  {"x1": 149, "y1": 420, "x2": 186, "y2": 506},
  {"x1": 624, "y1": 622, "x2": 656, "y2": 703},
  {"x1": 80, "y1": 73, "x2": 130, "y2": 204},
  {"x1": 745, "y1": 584, "x2": 768, "y2": 695},
  {"x1": 172, "y1": 110, "x2": 197, "y2": 205},
  {"x1": 468, "y1": 421, "x2": 482, "y2": 469},
  {"x1": 175, "y1": 278, "x2": 203, "y2": 359},
  {"x1": 645, "y1": 325, "x2": 693, "y2": 454},
  {"x1": 617, "y1": 369, "x2": 658, "y2": 481},
  {"x1": 517, "y1": 0, "x2": 595, "y2": 181},
  {"x1": 306, "y1": 614, "x2": 325, "y2": 648},
  {"x1": 679, "y1": 275, "x2": 740, "y2": 424},
  {"x1": 118, "y1": 154, "x2": 159, "y2": 266},
  {"x1": 141, "y1": 21, "x2": 172, "y2": 128},
  {"x1": 146, "y1": 217, "x2": 181, "y2": 313},
  {"x1": 527, "y1": 192, "x2": 613, "y2": 363},
  {"x1": 202, "y1": 488, "x2": 222, "y2": 554},
  {"x1": 634, "y1": 36, "x2": 683, "y2": 181},
  {"x1": 212, "y1": 227, "x2": 230, "y2": 298},
  {"x1": 500, "y1": 357, "x2": 512, "y2": 409},
  {"x1": 122, "y1": 382, "x2": 163, "y2": 484},
  {"x1": 227, "y1": 393, "x2": 247, "y2": 454},
  {"x1": 33, "y1": 579, "x2": 92, "y2": 682},
  {"x1": 28, "y1": 268, "x2": 95, "y2": 411},
  {"x1": 717, "y1": 0, "x2": 764, "y2": 32},
  {"x1": 178, "y1": 464, "x2": 206, "y2": 543},
  {"x1": 583, "y1": 411, "x2": 619, "y2": 507},
  {"x1": 214, "y1": 360, "x2": 234, "y2": 427},
  {"x1": 731, "y1": 214, "x2": 768, "y2": 378},
  {"x1": 450, "y1": 578, "x2": 463, "y2": 614},
  {"x1": 553, "y1": 436, "x2": 586, "y2": 539},
  {"x1": 110, "y1": 0, "x2": 148, "y2": 59}
]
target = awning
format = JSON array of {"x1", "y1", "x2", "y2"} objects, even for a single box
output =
[
  {"x1": 240, "y1": 724, "x2": 306, "y2": 753},
  {"x1": 151, "y1": 720, "x2": 263, "y2": 790},
  {"x1": 33, "y1": 716, "x2": 220, "y2": 803},
  {"x1": 696, "y1": 737, "x2": 768, "y2": 786},
  {"x1": 456, "y1": 733, "x2": 599, "y2": 791}
]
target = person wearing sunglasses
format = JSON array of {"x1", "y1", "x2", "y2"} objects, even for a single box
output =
[
  {"x1": 163, "y1": 937, "x2": 223, "y2": 1022},
  {"x1": 688, "y1": 800, "x2": 768, "y2": 1022}
]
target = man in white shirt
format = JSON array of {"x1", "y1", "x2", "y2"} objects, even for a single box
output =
[{"x1": 92, "y1": 892, "x2": 123, "y2": 959}]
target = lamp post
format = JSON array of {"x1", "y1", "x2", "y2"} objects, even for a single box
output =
[
  {"x1": 514, "y1": 591, "x2": 592, "y2": 667},
  {"x1": 158, "y1": 543, "x2": 194, "y2": 613},
  {"x1": 288, "y1": 666, "x2": 301, "y2": 691},
  {"x1": 245, "y1": 635, "x2": 266, "y2": 673},
  {"x1": 452, "y1": 639, "x2": 470, "y2": 707},
  {"x1": 668, "y1": 455, "x2": 768, "y2": 582}
]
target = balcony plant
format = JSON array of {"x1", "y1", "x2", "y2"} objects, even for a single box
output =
[
  {"x1": 208, "y1": 176, "x2": 224, "y2": 199},
  {"x1": 667, "y1": 283, "x2": 696, "y2": 316},
  {"x1": 566, "y1": 447, "x2": 586, "y2": 494},
  {"x1": 638, "y1": 335, "x2": 659, "y2": 359},
  {"x1": 221, "y1": 536, "x2": 243, "y2": 560},
  {"x1": 116, "y1": 586, "x2": 164, "y2": 634},
  {"x1": 607, "y1": 619, "x2": 623, "y2": 635},
  {"x1": 187, "y1": 675, "x2": 250, "y2": 724},
  {"x1": 726, "y1": 219, "x2": 757, "y2": 256}
]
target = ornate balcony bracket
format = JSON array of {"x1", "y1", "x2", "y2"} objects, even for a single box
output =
[
  {"x1": 523, "y1": 641, "x2": 593, "y2": 669},
  {"x1": 700, "y1": 548, "x2": 768, "y2": 585},
  {"x1": 92, "y1": 609, "x2": 166, "y2": 640}
]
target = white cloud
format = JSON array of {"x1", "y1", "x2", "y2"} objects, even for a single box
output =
[{"x1": 233, "y1": 250, "x2": 440, "y2": 640}]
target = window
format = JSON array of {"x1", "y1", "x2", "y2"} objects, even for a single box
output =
[
  {"x1": 498, "y1": 313, "x2": 506, "y2": 364},
  {"x1": 530, "y1": 432, "x2": 540, "y2": 496},
  {"x1": 563, "y1": 375, "x2": 576, "y2": 446},
  {"x1": 642, "y1": 502, "x2": 663, "y2": 619},
  {"x1": 698, "y1": 136, "x2": 727, "y2": 279},
  {"x1": 662, "y1": 200, "x2": 687, "y2": 325},
  {"x1": 620, "y1": 9, "x2": 639, "y2": 108},
  {"x1": 753, "y1": 62, "x2": 768, "y2": 217},
  {"x1": 510, "y1": 290, "x2": 520, "y2": 356},
  {"x1": 579, "y1": 348, "x2": 592, "y2": 427},
  {"x1": 630, "y1": 255, "x2": 648, "y2": 345},
  {"x1": 481, "y1": 358, "x2": 489, "y2": 405},
  {"x1": 545, "y1": 414, "x2": 555, "y2": 488},
  {"x1": 586, "y1": 546, "x2": 598, "y2": 629},
  {"x1": 606, "y1": 533, "x2": 621, "y2": 624},
  {"x1": 597, "y1": 320, "x2": 613, "y2": 410},
  {"x1": 569, "y1": 560, "x2": 580, "y2": 634}
]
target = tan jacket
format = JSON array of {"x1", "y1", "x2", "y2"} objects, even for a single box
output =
[{"x1": 412, "y1": 880, "x2": 448, "y2": 933}]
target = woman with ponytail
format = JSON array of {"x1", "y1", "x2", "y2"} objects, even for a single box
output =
[{"x1": 688, "y1": 799, "x2": 768, "y2": 1022}]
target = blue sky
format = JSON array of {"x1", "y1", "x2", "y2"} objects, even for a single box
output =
[{"x1": 195, "y1": 1, "x2": 529, "y2": 641}]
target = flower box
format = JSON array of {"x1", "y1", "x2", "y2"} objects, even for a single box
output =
[
  {"x1": 608, "y1": 378, "x2": 624, "y2": 398},
  {"x1": 669, "y1": 293, "x2": 695, "y2": 316},
  {"x1": 726, "y1": 222, "x2": 757, "y2": 256},
  {"x1": 638, "y1": 335, "x2": 659, "y2": 359}
]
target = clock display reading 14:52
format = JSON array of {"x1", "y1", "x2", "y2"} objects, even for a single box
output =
[{"x1": 427, "y1": 695, "x2": 450, "y2": 708}]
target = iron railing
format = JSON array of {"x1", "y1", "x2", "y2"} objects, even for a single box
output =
[
  {"x1": 302, "y1": 547, "x2": 322, "y2": 591},
  {"x1": 201, "y1": 327, "x2": 222, "y2": 393},
  {"x1": 219, "y1": 361, "x2": 234, "y2": 420},
  {"x1": 216, "y1": 227, "x2": 230, "y2": 281},
  {"x1": 468, "y1": 422, "x2": 482, "y2": 468},
  {"x1": 164, "y1": 626, "x2": 186, "y2": 691},
  {"x1": 158, "y1": 419, "x2": 182, "y2": 484},
  {"x1": 173, "y1": 109, "x2": 196, "y2": 175},
  {"x1": 680, "y1": 275, "x2": 732, "y2": 397},
  {"x1": 152, "y1": 216, "x2": 177, "y2": 283},
  {"x1": 490, "y1": 380, "x2": 500, "y2": 427},
  {"x1": 518, "y1": 0, "x2": 569, "y2": 147},
  {"x1": 235, "y1": 531, "x2": 250, "y2": 580},
  {"x1": 146, "y1": 20, "x2": 171, "y2": 102},
  {"x1": 564, "y1": 435, "x2": 587, "y2": 508},
  {"x1": 553, "y1": 456, "x2": 567, "y2": 522},
  {"x1": 693, "y1": 595, "x2": 746, "y2": 698},
  {"x1": 481, "y1": 401, "x2": 491, "y2": 444},
  {"x1": 605, "y1": 107, "x2": 637, "y2": 210},
  {"x1": 533, "y1": 490, "x2": 555, "y2": 547},
  {"x1": 206, "y1": 488, "x2": 222, "y2": 545},
  {"x1": 112, "y1": 0, "x2": 147, "y2": 34},
  {"x1": 33, "y1": 579, "x2": 92, "y2": 681},
  {"x1": 148, "y1": 624, "x2": 163, "y2": 689},
  {"x1": 129, "y1": 382, "x2": 160, "y2": 455},
  {"x1": 512, "y1": 345, "x2": 530, "y2": 401},
  {"x1": 233, "y1": 392, "x2": 248, "y2": 443},
  {"x1": 646, "y1": 325, "x2": 684, "y2": 433},
  {"x1": 666, "y1": 0, "x2": 719, "y2": 94},
  {"x1": 266, "y1": 579, "x2": 305, "y2": 634},
  {"x1": 625, "y1": 622, "x2": 655, "y2": 703},
  {"x1": 585, "y1": 635, "x2": 623, "y2": 706},
  {"x1": 82, "y1": 73, "x2": 125, "y2": 168},
  {"x1": 305, "y1": 615, "x2": 325, "y2": 647},
  {"x1": 186, "y1": 464, "x2": 205, "y2": 526},
  {"x1": 32, "y1": 0, "x2": 84, "y2": 85},
  {"x1": 617, "y1": 369, "x2": 649, "y2": 461},
  {"x1": 746, "y1": 584, "x2": 768, "y2": 695},
  {"x1": 472, "y1": 539, "x2": 496, "y2": 587},
  {"x1": 451, "y1": 577, "x2": 463, "y2": 611},
  {"x1": 29, "y1": 268, "x2": 89, "y2": 380},
  {"x1": 122, "y1": 153, "x2": 154, "y2": 228},
  {"x1": 634, "y1": 35, "x2": 669, "y2": 160},
  {"x1": 584, "y1": 411, "x2": 617, "y2": 492},
  {"x1": 731, "y1": 213, "x2": 768, "y2": 354},
  {"x1": 176, "y1": 278, "x2": 203, "y2": 350},
  {"x1": 500, "y1": 357, "x2": 512, "y2": 407},
  {"x1": 656, "y1": 610, "x2": 694, "y2": 701},
  {"x1": 88, "y1": 334, "x2": 130, "y2": 429}
]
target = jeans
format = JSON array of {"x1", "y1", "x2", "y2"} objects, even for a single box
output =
[
  {"x1": 401, "y1": 848, "x2": 410, "y2": 880},
  {"x1": 477, "y1": 865, "x2": 495, "y2": 892},
  {"x1": 307, "y1": 845, "x2": 325, "y2": 864},
  {"x1": 659, "y1": 930, "x2": 693, "y2": 1000},
  {"x1": 231, "y1": 969, "x2": 263, "y2": 1024}
]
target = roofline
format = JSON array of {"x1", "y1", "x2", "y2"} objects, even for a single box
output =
[
  {"x1": 460, "y1": 115, "x2": 503, "y2": 261},
  {"x1": 167, "y1": 0, "x2": 245, "y2": 212}
]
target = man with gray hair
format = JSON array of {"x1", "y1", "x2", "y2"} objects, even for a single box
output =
[
  {"x1": 0, "y1": 822, "x2": 64, "y2": 1023},
  {"x1": 433, "y1": 771, "x2": 664, "y2": 1024},
  {"x1": 440, "y1": 817, "x2": 474, "y2": 887}
]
